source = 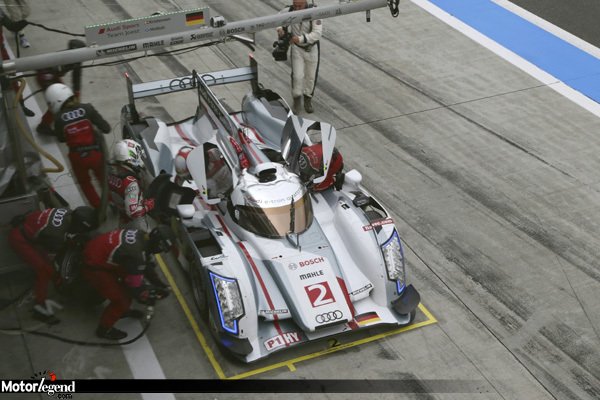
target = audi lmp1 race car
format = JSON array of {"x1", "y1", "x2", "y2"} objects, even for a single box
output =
[{"x1": 121, "y1": 57, "x2": 421, "y2": 362}]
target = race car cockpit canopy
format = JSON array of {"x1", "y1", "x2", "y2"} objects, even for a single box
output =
[{"x1": 231, "y1": 163, "x2": 313, "y2": 238}]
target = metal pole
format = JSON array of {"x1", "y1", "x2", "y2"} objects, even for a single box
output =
[
  {"x1": 1, "y1": 77, "x2": 27, "y2": 194},
  {"x1": 0, "y1": 0, "x2": 388, "y2": 74}
]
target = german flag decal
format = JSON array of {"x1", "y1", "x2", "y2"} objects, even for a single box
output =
[
  {"x1": 185, "y1": 11, "x2": 204, "y2": 26},
  {"x1": 355, "y1": 312, "x2": 381, "y2": 327}
]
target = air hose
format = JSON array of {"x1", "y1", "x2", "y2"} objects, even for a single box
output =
[
  {"x1": 12, "y1": 77, "x2": 64, "y2": 173},
  {"x1": 0, "y1": 306, "x2": 154, "y2": 347}
]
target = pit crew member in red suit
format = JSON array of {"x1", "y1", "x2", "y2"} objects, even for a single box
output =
[
  {"x1": 8, "y1": 206, "x2": 98, "y2": 324},
  {"x1": 298, "y1": 142, "x2": 343, "y2": 191},
  {"x1": 82, "y1": 226, "x2": 172, "y2": 340},
  {"x1": 108, "y1": 139, "x2": 155, "y2": 230},
  {"x1": 47, "y1": 83, "x2": 111, "y2": 208}
]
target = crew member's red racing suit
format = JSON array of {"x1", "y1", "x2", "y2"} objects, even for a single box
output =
[
  {"x1": 82, "y1": 229, "x2": 149, "y2": 330},
  {"x1": 54, "y1": 103, "x2": 111, "y2": 207},
  {"x1": 107, "y1": 164, "x2": 154, "y2": 227},
  {"x1": 8, "y1": 208, "x2": 71, "y2": 306}
]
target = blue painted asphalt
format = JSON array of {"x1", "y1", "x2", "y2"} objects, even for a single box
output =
[{"x1": 429, "y1": 0, "x2": 600, "y2": 101}]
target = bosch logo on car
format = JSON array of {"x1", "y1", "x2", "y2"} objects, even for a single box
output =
[
  {"x1": 61, "y1": 108, "x2": 85, "y2": 121},
  {"x1": 226, "y1": 27, "x2": 245, "y2": 35},
  {"x1": 299, "y1": 257, "x2": 324, "y2": 267},
  {"x1": 315, "y1": 310, "x2": 343, "y2": 324}
]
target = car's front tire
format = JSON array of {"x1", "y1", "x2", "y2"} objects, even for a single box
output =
[{"x1": 190, "y1": 261, "x2": 208, "y2": 321}]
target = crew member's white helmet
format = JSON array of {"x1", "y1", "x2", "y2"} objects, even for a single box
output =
[
  {"x1": 174, "y1": 146, "x2": 194, "y2": 180},
  {"x1": 113, "y1": 139, "x2": 145, "y2": 171},
  {"x1": 45, "y1": 83, "x2": 74, "y2": 114}
]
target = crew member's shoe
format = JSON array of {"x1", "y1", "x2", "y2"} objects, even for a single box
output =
[
  {"x1": 304, "y1": 95, "x2": 314, "y2": 113},
  {"x1": 20, "y1": 100, "x2": 34, "y2": 117},
  {"x1": 293, "y1": 97, "x2": 302, "y2": 114},
  {"x1": 19, "y1": 33, "x2": 30, "y2": 48},
  {"x1": 32, "y1": 304, "x2": 60, "y2": 325},
  {"x1": 96, "y1": 326, "x2": 128, "y2": 340}
]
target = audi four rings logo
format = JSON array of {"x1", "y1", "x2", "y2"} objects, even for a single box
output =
[
  {"x1": 124, "y1": 229, "x2": 138, "y2": 244},
  {"x1": 61, "y1": 108, "x2": 85, "y2": 121},
  {"x1": 315, "y1": 310, "x2": 343, "y2": 324},
  {"x1": 298, "y1": 155, "x2": 308, "y2": 170},
  {"x1": 51, "y1": 208, "x2": 68, "y2": 227}
]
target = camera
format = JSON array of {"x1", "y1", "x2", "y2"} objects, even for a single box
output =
[
  {"x1": 210, "y1": 16, "x2": 226, "y2": 28},
  {"x1": 272, "y1": 28, "x2": 292, "y2": 61}
]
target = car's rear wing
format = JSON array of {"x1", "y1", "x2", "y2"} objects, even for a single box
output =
[{"x1": 125, "y1": 55, "x2": 260, "y2": 123}]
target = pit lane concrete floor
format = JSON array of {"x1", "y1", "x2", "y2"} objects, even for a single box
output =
[{"x1": 1, "y1": 0, "x2": 599, "y2": 399}]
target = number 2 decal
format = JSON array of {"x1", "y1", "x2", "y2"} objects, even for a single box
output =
[{"x1": 305, "y1": 281, "x2": 335, "y2": 308}]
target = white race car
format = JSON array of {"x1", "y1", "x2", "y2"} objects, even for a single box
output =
[{"x1": 121, "y1": 57, "x2": 421, "y2": 362}]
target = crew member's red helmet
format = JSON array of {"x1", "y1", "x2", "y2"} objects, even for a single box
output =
[{"x1": 298, "y1": 143, "x2": 343, "y2": 191}]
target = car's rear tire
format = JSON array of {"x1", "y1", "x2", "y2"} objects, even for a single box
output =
[{"x1": 190, "y1": 262, "x2": 208, "y2": 321}]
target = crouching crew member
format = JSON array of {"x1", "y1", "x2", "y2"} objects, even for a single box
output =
[
  {"x1": 47, "y1": 83, "x2": 111, "y2": 208},
  {"x1": 8, "y1": 206, "x2": 98, "y2": 324},
  {"x1": 108, "y1": 139, "x2": 155, "y2": 230},
  {"x1": 82, "y1": 226, "x2": 172, "y2": 340}
]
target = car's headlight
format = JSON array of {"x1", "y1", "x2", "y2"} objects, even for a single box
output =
[
  {"x1": 381, "y1": 229, "x2": 406, "y2": 292},
  {"x1": 209, "y1": 272, "x2": 245, "y2": 335}
]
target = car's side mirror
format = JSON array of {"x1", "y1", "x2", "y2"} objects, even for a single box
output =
[{"x1": 344, "y1": 169, "x2": 362, "y2": 189}]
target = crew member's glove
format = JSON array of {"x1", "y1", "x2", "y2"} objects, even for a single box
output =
[
  {"x1": 131, "y1": 285, "x2": 155, "y2": 305},
  {"x1": 131, "y1": 285, "x2": 169, "y2": 304},
  {"x1": 151, "y1": 286, "x2": 170, "y2": 300},
  {"x1": 143, "y1": 198, "x2": 155, "y2": 212},
  {"x1": 65, "y1": 232, "x2": 91, "y2": 247}
]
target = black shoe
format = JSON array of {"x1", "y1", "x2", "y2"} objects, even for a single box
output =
[
  {"x1": 20, "y1": 101, "x2": 35, "y2": 117},
  {"x1": 120, "y1": 309, "x2": 145, "y2": 320},
  {"x1": 32, "y1": 307, "x2": 60, "y2": 325},
  {"x1": 303, "y1": 95, "x2": 314, "y2": 113},
  {"x1": 96, "y1": 326, "x2": 128, "y2": 340}
]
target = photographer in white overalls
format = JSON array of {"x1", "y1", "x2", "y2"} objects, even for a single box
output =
[{"x1": 276, "y1": 0, "x2": 323, "y2": 114}]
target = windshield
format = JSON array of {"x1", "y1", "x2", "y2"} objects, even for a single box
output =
[{"x1": 237, "y1": 192, "x2": 313, "y2": 238}]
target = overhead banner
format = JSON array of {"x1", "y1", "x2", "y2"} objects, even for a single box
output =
[{"x1": 85, "y1": 8, "x2": 210, "y2": 46}]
